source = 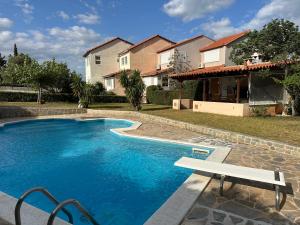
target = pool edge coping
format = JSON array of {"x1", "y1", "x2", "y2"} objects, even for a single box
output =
[{"x1": 0, "y1": 116, "x2": 231, "y2": 225}]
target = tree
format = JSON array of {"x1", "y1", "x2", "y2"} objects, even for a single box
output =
[
  {"x1": 120, "y1": 70, "x2": 145, "y2": 111},
  {"x1": 281, "y1": 64, "x2": 300, "y2": 115},
  {"x1": 1, "y1": 54, "x2": 34, "y2": 85},
  {"x1": 71, "y1": 73, "x2": 93, "y2": 108},
  {"x1": 167, "y1": 49, "x2": 192, "y2": 97},
  {"x1": 230, "y1": 19, "x2": 300, "y2": 115},
  {"x1": 42, "y1": 59, "x2": 70, "y2": 92},
  {"x1": 27, "y1": 60, "x2": 55, "y2": 104},
  {"x1": 93, "y1": 81, "x2": 105, "y2": 95},
  {"x1": 0, "y1": 53, "x2": 6, "y2": 68},
  {"x1": 13, "y1": 43, "x2": 18, "y2": 57}
]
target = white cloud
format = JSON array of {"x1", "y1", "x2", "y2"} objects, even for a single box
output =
[
  {"x1": 15, "y1": 0, "x2": 34, "y2": 22},
  {"x1": 201, "y1": 18, "x2": 239, "y2": 39},
  {"x1": 242, "y1": 0, "x2": 300, "y2": 30},
  {"x1": 199, "y1": 0, "x2": 300, "y2": 39},
  {"x1": 163, "y1": 0, "x2": 234, "y2": 22},
  {"x1": 15, "y1": 0, "x2": 34, "y2": 15},
  {"x1": 75, "y1": 13, "x2": 100, "y2": 24},
  {"x1": 57, "y1": 11, "x2": 70, "y2": 21},
  {"x1": 0, "y1": 26, "x2": 106, "y2": 74},
  {"x1": 0, "y1": 18, "x2": 13, "y2": 29}
]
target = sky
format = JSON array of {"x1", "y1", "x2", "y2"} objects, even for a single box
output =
[{"x1": 1, "y1": 0, "x2": 300, "y2": 75}]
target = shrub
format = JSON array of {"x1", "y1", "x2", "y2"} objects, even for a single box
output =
[
  {"x1": 0, "y1": 92, "x2": 128, "y2": 103},
  {"x1": 250, "y1": 105, "x2": 268, "y2": 117},
  {"x1": 146, "y1": 80, "x2": 203, "y2": 105}
]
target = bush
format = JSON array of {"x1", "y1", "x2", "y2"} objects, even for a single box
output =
[
  {"x1": 0, "y1": 92, "x2": 76, "y2": 102},
  {"x1": 0, "y1": 91, "x2": 128, "y2": 103},
  {"x1": 146, "y1": 80, "x2": 203, "y2": 105},
  {"x1": 250, "y1": 105, "x2": 268, "y2": 117}
]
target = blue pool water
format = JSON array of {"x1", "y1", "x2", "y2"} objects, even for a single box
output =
[{"x1": 0, "y1": 119, "x2": 213, "y2": 225}]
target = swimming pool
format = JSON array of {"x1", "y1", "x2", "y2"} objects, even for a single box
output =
[{"x1": 0, "y1": 119, "x2": 213, "y2": 225}]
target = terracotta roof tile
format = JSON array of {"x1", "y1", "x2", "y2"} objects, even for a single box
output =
[
  {"x1": 157, "y1": 34, "x2": 214, "y2": 53},
  {"x1": 141, "y1": 68, "x2": 170, "y2": 77},
  {"x1": 199, "y1": 31, "x2": 250, "y2": 52},
  {"x1": 169, "y1": 62, "x2": 284, "y2": 79},
  {"x1": 83, "y1": 37, "x2": 133, "y2": 57}
]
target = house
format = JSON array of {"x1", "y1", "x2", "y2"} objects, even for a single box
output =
[
  {"x1": 83, "y1": 37, "x2": 133, "y2": 84},
  {"x1": 170, "y1": 31, "x2": 288, "y2": 116},
  {"x1": 103, "y1": 34, "x2": 175, "y2": 95},
  {"x1": 141, "y1": 34, "x2": 215, "y2": 90}
]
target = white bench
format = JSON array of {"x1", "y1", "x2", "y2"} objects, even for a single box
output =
[{"x1": 175, "y1": 157, "x2": 286, "y2": 210}]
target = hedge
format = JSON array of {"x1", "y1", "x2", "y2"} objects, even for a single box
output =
[
  {"x1": 146, "y1": 80, "x2": 203, "y2": 105},
  {"x1": 0, "y1": 91, "x2": 128, "y2": 103}
]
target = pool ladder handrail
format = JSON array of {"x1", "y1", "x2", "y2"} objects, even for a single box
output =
[
  {"x1": 15, "y1": 187, "x2": 73, "y2": 225},
  {"x1": 47, "y1": 199, "x2": 100, "y2": 225},
  {"x1": 15, "y1": 187, "x2": 100, "y2": 225}
]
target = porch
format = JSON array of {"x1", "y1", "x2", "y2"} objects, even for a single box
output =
[{"x1": 170, "y1": 63, "x2": 287, "y2": 117}]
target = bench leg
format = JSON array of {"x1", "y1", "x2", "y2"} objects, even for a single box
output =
[
  {"x1": 220, "y1": 175, "x2": 226, "y2": 196},
  {"x1": 275, "y1": 185, "x2": 280, "y2": 211}
]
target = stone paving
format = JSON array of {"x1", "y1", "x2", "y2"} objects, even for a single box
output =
[{"x1": 181, "y1": 143, "x2": 300, "y2": 225}]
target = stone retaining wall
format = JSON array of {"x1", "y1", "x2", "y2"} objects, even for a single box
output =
[
  {"x1": 0, "y1": 106, "x2": 86, "y2": 119},
  {"x1": 87, "y1": 109, "x2": 300, "y2": 156}
]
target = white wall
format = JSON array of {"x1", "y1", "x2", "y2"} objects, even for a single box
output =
[
  {"x1": 85, "y1": 57, "x2": 91, "y2": 83},
  {"x1": 142, "y1": 76, "x2": 159, "y2": 87}
]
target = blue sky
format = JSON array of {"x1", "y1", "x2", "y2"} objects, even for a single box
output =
[{"x1": 0, "y1": 0, "x2": 300, "y2": 74}]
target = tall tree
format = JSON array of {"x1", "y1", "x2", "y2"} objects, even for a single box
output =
[
  {"x1": 0, "y1": 53, "x2": 6, "y2": 68},
  {"x1": 168, "y1": 48, "x2": 192, "y2": 97},
  {"x1": 13, "y1": 43, "x2": 18, "y2": 57},
  {"x1": 230, "y1": 19, "x2": 300, "y2": 115},
  {"x1": 120, "y1": 70, "x2": 145, "y2": 111}
]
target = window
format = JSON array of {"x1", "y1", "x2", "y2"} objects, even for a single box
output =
[
  {"x1": 105, "y1": 78, "x2": 114, "y2": 91},
  {"x1": 203, "y1": 49, "x2": 220, "y2": 63},
  {"x1": 95, "y1": 55, "x2": 101, "y2": 64},
  {"x1": 121, "y1": 56, "x2": 127, "y2": 66}
]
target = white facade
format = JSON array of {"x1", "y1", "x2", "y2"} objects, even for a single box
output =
[{"x1": 85, "y1": 57, "x2": 92, "y2": 83}]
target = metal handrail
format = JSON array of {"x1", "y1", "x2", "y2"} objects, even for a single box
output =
[
  {"x1": 47, "y1": 199, "x2": 100, "y2": 225},
  {"x1": 15, "y1": 187, "x2": 73, "y2": 225}
]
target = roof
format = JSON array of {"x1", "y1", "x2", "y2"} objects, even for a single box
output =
[
  {"x1": 103, "y1": 69, "x2": 131, "y2": 78},
  {"x1": 83, "y1": 37, "x2": 133, "y2": 57},
  {"x1": 199, "y1": 31, "x2": 250, "y2": 52},
  {"x1": 120, "y1": 34, "x2": 176, "y2": 55},
  {"x1": 141, "y1": 68, "x2": 170, "y2": 77},
  {"x1": 169, "y1": 62, "x2": 283, "y2": 79},
  {"x1": 157, "y1": 34, "x2": 214, "y2": 53}
]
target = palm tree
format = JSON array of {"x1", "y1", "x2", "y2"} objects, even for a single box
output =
[{"x1": 120, "y1": 70, "x2": 145, "y2": 111}]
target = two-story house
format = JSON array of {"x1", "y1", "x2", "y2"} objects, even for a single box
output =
[
  {"x1": 83, "y1": 37, "x2": 133, "y2": 84},
  {"x1": 170, "y1": 31, "x2": 288, "y2": 116},
  {"x1": 103, "y1": 34, "x2": 175, "y2": 95},
  {"x1": 141, "y1": 34, "x2": 215, "y2": 90}
]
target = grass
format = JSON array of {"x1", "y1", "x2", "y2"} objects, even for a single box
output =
[
  {"x1": 143, "y1": 108, "x2": 300, "y2": 146},
  {"x1": 0, "y1": 101, "x2": 78, "y2": 108},
  {"x1": 1, "y1": 101, "x2": 299, "y2": 145},
  {"x1": 89, "y1": 103, "x2": 171, "y2": 111}
]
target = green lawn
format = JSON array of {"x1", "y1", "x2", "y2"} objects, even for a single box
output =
[
  {"x1": 0, "y1": 101, "x2": 78, "y2": 108},
  {"x1": 1, "y1": 102, "x2": 299, "y2": 145},
  {"x1": 143, "y1": 108, "x2": 300, "y2": 146}
]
